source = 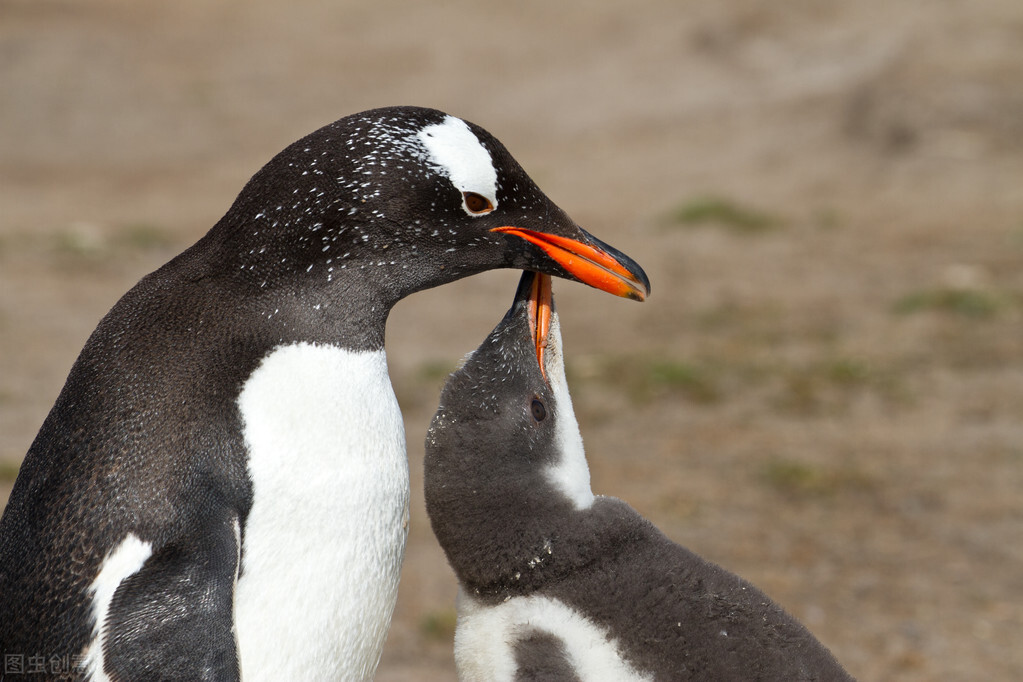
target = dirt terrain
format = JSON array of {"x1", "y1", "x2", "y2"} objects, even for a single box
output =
[{"x1": 2, "y1": 1, "x2": 1022, "y2": 680}]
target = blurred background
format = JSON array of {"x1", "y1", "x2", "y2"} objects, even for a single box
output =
[{"x1": 2, "y1": 1, "x2": 1022, "y2": 679}]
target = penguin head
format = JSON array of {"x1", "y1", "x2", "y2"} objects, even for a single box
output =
[
  {"x1": 216, "y1": 106, "x2": 649, "y2": 306},
  {"x1": 425, "y1": 271, "x2": 594, "y2": 512}
]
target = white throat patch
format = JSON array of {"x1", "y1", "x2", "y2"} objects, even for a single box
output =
[
  {"x1": 543, "y1": 315, "x2": 595, "y2": 510},
  {"x1": 418, "y1": 115, "x2": 499, "y2": 215}
]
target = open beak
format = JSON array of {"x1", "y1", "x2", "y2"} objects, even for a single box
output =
[
  {"x1": 491, "y1": 226, "x2": 650, "y2": 302},
  {"x1": 524, "y1": 272, "x2": 553, "y2": 381}
]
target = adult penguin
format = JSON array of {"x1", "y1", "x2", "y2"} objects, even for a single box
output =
[{"x1": 0, "y1": 106, "x2": 649, "y2": 681}]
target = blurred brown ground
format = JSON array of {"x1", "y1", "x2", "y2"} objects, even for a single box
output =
[{"x1": 2, "y1": 1, "x2": 1022, "y2": 680}]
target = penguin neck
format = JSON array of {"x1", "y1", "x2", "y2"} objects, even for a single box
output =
[
  {"x1": 425, "y1": 443, "x2": 602, "y2": 601},
  {"x1": 240, "y1": 281, "x2": 397, "y2": 352},
  {"x1": 429, "y1": 479, "x2": 642, "y2": 604},
  {"x1": 182, "y1": 225, "x2": 458, "y2": 352},
  {"x1": 431, "y1": 482, "x2": 569, "y2": 598}
]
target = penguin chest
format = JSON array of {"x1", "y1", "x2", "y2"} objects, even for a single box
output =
[{"x1": 234, "y1": 343, "x2": 409, "y2": 680}]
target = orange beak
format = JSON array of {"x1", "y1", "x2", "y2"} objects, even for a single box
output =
[
  {"x1": 526, "y1": 273, "x2": 553, "y2": 381},
  {"x1": 491, "y1": 227, "x2": 649, "y2": 302}
]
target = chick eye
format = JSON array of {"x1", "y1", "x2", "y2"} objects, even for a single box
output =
[
  {"x1": 531, "y1": 398, "x2": 547, "y2": 422},
  {"x1": 463, "y1": 191, "x2": 494, "y2": 215}
]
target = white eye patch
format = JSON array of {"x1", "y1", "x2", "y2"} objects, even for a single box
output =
[{"x1": 418, "y1": 116, "x2": 499, "y2": 216}]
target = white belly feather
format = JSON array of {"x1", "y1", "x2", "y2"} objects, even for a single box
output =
[{"x1": 234, "y1": 343, "x2": 409, "y2": 681}]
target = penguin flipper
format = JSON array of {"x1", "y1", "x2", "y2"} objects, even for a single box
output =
[{"x1": 94, "y1": 511, "x2": 241, "y2": 682}]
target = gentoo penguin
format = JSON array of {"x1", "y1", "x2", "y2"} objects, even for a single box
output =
[
  {"x1": 0, "y1": 107, "x2": 650, "y2": 681},
  {"x1": 425, "y1": 271, "x2": 854, "y2": 682}
]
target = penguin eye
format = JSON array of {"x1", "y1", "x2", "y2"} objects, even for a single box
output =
[
  {"x1": 531, "y1": 398, "x2": 547, "y2": 422},
  {"x1": 463, "y1": 191, "x2": 494, "y2": 215}
]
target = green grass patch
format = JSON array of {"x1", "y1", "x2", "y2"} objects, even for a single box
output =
[
  {"x1": 894, "y1": 288, "x2": 1005, "y2": 318},
  {"x1": 0, "y1": 459, "x2": 21, "y2": 482},
  {"x1": 114, "y1": 223, "x2": 176, "y2": 250},
  {"x1": 417, "y1": 360, "x2": 456, "y2": 383},
  {"x1": 646, "y1": 361, "x2": 721, "y2": 403},
  {"x1": 51, "y1": 223, "x2": 177, "y2": 260},
  {"x1": 774, "y1": 356, "x2": 905, "y2": 415},
  {"x1": 761, "y1": 458, "x2": 876, "y2": 500},
  {"x1": 592, "y1": 356, "x2": 722, "y2": 405},
  {"x1": 668, "y1": 196, "x2": 781, "y2": 233},
  {"x1": 53, "y1": 226, "x2": 105, "y2": 257},
  {"x1": 823, "y1": 358, "x2": 872, "y2": 386},
  {"x1": 419, "y1": 609, "x2": 457, "y2": 642}
]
